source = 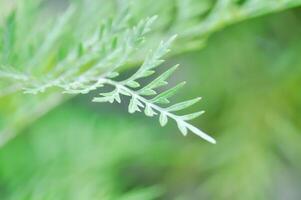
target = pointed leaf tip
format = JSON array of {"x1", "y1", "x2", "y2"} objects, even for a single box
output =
[
  {"x1": 177, "y1": 122, "x2": 188, "y2": 136},
  {"x1": 159, "y1": 113, "x2": 168, "y2": 127},
  {"x1": 181, "y1": 111, "x2": 205, "y2": 121}
]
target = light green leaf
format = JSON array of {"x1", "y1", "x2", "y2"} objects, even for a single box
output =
[
  {"x1": 126, "y1": 80, "x2": 140, "y2": 88},
  {"x1": 139, "y1": 70, "x2": 155, "y2": 78},
  {"x1": 142, "y1": 64, "x2": 179, "y2": 91},
  {"x1": 144, "y1": 105, "x2": 157, "y2": 117},
  {"x1": 107, "y1": 72, "x2": 119, "y2": 78},
  {"x1": 181, "y1": 111, "x2": 205, "y2": 121},
  {"x1": 128, "y1": 97, "x2": 143, "y2": 113},
  {"x1": 151, "y1": 82, "x2": 186, "y2": 104},
  {"x1": 159, "y1": 113, "x2": 168, "y2": 127},
  {"x1": 166, "y1": 97, "x2": 202, "y2": 112},
  {"x1": 139, "y1": 89, "x2": 157, "y2": 96},
  {"x1": 177, "y1": 121, "x2": 188, "y2": 136},
  {"x1": 92, "y1": 96, "x2": 113, "y2": 103}
]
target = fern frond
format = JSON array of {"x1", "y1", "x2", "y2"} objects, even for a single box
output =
[
  {"x1": 94, "y1": 77, "x2": 215, "y2": 143},
  {"x1": 17, "y1": 32, "x2": 215, "y2": 143},
  {"x1": 22, "y1": 14, "x2": 158, "y2": 95},
  {"x1": 92, "y1": 37, "x2": 216, "y2": 144},
  {"x1": 1, "y1": 0, "x2": 300, "y2": 146}
]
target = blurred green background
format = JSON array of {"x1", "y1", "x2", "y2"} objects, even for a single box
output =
[{"x1": 0, "y1": 0, "x2": 301, "y2": 200}]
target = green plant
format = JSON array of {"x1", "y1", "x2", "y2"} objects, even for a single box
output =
[
  {"x1": 1, "y1": 0, "x2": 301, "y2": 146},
  {"x1": 1, "y1": 1, "x2": 301, "y2": 200}
]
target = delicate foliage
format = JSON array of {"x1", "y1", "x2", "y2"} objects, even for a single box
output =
[
  {"x1": 92, "y1": 36, "x2": 215, "y2": 143},
  {"x1": 1, "y1": 0, "x2": 301, "y2": 146},
  {"x1": 0, "y1": 5, "x2": 215, "y2": 143},
  {"x1": 0, "y1": 1, "x2": 301, "y2": 199}
]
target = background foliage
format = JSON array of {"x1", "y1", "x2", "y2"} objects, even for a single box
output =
[{"x1": 0, "y1": 0, "x2": 301, "y2": 199}]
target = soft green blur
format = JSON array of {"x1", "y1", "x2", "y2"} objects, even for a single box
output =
[{"x1": 0, "y1": 1, "x2": 301, "y2": 200}]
